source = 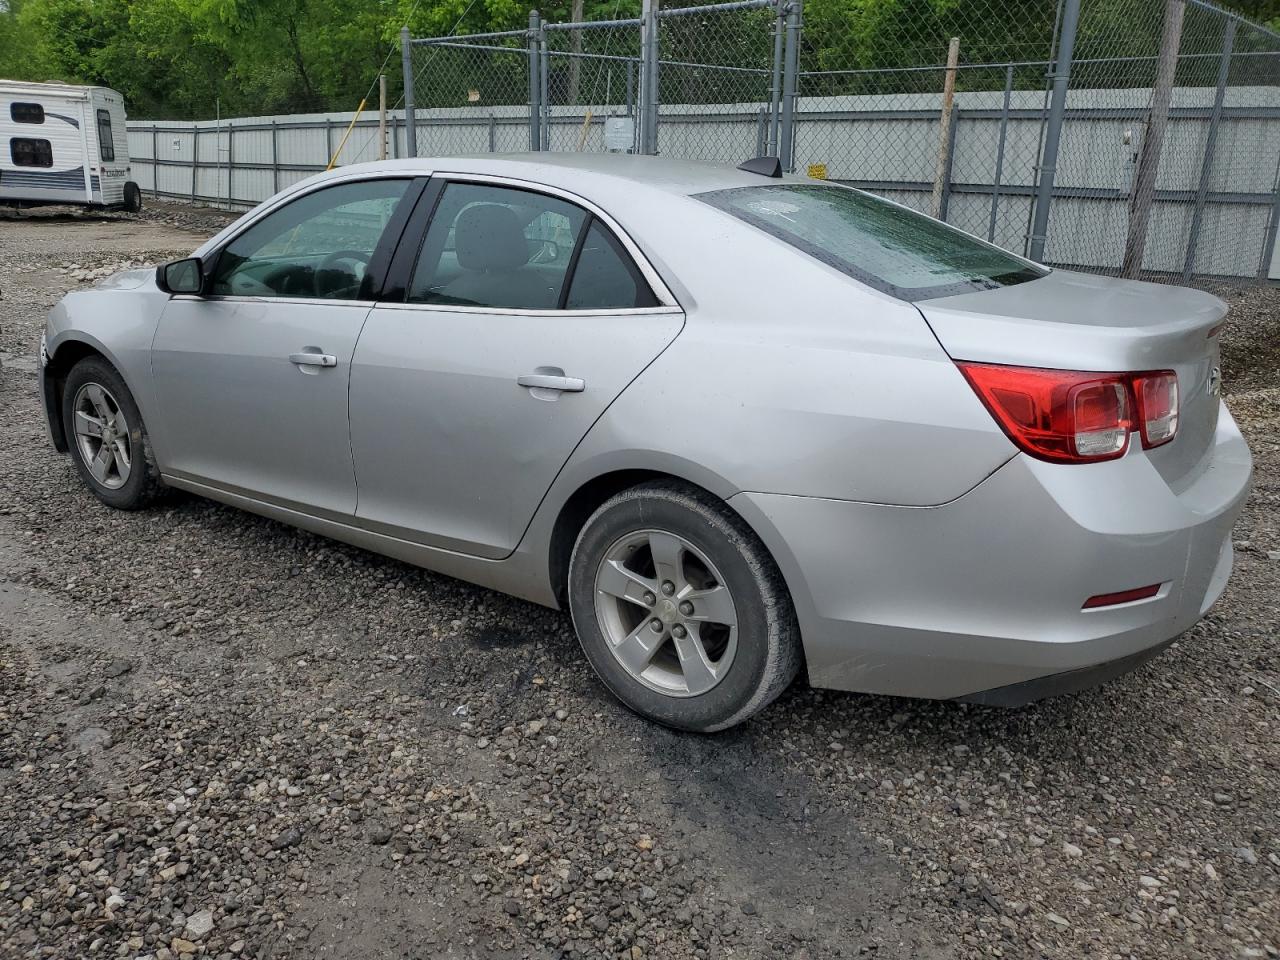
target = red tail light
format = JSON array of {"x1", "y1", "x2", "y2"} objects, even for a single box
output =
[
  {"x1": 957, "y1": 363, "x2": 1178, "y2": 464},
  {"x1": 1133, "y1": 371, "x2": 1178, "y2": 448}
]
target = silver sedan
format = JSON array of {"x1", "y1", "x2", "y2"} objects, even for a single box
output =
[{"x1": 39, "y1": 154, "x2": 1253, "y2": 731}]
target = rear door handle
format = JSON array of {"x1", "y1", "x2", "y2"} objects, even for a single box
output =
[
  {"x1": 289, "y1": 352, "x2": 337, "y2": 368},
  {"x1": 517, "y1": 373, "x2": 585, "y2": 393}
]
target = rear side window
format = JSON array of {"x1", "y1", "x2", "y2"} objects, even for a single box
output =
[
  {"x1": 11, "y1": 102, "x2": 44, "y2": 124},
  {"x1": 409, "y1": 181, "x2": 656, "y2": 311},
  {"x1": 96, "y1": 110, "x2": 115, "y2": 161},
  {"x1": 10, "y1": 138, "x2": 53, "y2": 168},
  {"x1": 409, "y1": 182, "x2": 586, "y2": 309},
  {"x1": 698, "y1": 183, "x2": 1046, "y2": 302}
]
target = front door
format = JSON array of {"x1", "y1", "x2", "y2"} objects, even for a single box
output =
[
  {"x1": 150, "y1": 177, "x2": 415, "y2": 516},
  {"x1": 350, "y1": 179, "x2": 684, "y2": 558}
]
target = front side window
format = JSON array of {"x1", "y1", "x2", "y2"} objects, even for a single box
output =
[
  {"x1": 408, "y1": 182, "x2": 656, "y2": 311},
  {"x1": 11, "y1": 102, "x2": 44, "y2": 124},
  {"x1": 10, "y1": 137, "x2": 52, "y2": 168},
  {"x1": 211, "y1": 178, "x2": 410, "y2": 300},
  {"x1": 698, "y1": 183, "x2": 1046, "y2": 302},
  {"x1": 96, "y1": 110, "x2": 115, "y2": 162}
]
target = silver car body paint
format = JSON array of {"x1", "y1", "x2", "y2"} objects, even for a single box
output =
[{"x1": 40, "y1": 153, "x2": 1253, "y2": 702}]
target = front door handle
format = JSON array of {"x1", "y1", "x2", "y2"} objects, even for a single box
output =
[
  {"x1": 517, "y1": 373, "x2": 585, "y2": 393},
  {"x1": 289, "y1": 352, "x2": 337, "y2": 368}
]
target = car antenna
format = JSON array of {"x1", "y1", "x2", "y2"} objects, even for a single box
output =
[{"x1": 737, "y1": 156, "x2": 783, "y2": 178}]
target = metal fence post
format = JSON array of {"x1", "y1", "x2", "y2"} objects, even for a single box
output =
[
  {"x1": 778, "y1": 0, "x2": 802, "y2": 172},
  {"x1": 1028, "y1": 0, "x2": 1081, "y2": 264},
  {"x1": 540, "y1": 32, "x2": 551, "y2": 150},
  {"x1": 768, "y1": 0, "x2": 785, "y2": 155},
  {"x1": 640, "y1": 0, "x2": 661, "y2": 154},
  {"x1": 1183, "y1": 16, "x2": 1235, "y2": 280},
  {"x1": 1259, "y1": 154, "x2": 1280, "y2": 281},
  {"x1": 227, "y1": 123, "x2": 234, "y2": 210},
  {"x1": 151, "y1": 127, "x2": 159, "y2": 198},
  {"x1": 626, "y1": 59, "x2": 636, "y2": 119},
  {"x1": 987, "y1": 64, "x2": 1014, "y2": 243},
  {"x1": 528, "y1": 11, "x2": 543, "y2": 150},
  {"x1": 270, "y1": 119, "x2": 280, "y2": 194},
  {"x1": 190, "y1": 124, "x2": 198, "y2": 203},
  {"x1": 489, "y1": 115, "x2": 498, "y2": 152},
  {"x1": 401, "y1": 26, "x2": 418, "y2": 158},
  {"x1": 1122, "y1": 0, "x2": 1186, "y2": 278}
]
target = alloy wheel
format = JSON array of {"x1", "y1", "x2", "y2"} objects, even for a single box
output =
[
  {"x1": 72, "y1": 382, "x2": 132, "y2": 490},
  {"x1": 593, "y1": 529, "x2": 738, "y2": 697}
]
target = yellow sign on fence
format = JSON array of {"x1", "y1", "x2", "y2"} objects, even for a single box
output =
[{"x1": 807, "y1": 163, "x2": 828, "y2": 180}]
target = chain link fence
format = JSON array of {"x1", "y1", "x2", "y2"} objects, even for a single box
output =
[{"x1": 126, "y1": 0, "x2": 1280, "y2": 286}]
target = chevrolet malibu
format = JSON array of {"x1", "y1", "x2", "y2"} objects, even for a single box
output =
[{"x1": 39, "y1": 154, "x2": 1253, "y2": 732}]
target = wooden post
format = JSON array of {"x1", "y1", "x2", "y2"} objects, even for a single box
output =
[
  {"x1": 1122, "y1": 0, "x2": 1185, "y2": 278},
  {"x1": 931, "y1": 37, "x2": 960, "y2": 220},
  {"x1": 378, "y1": 74, "x2": 388, "y2": 160}
]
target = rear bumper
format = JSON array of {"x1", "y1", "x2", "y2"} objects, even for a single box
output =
[{"x1": 729, "y1": 402, "x2": 1252, "y2": 702}]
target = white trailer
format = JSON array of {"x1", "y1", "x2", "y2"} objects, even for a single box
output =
[{"x1": 0, "y1": 80, "x2": 140, "y2": 210}]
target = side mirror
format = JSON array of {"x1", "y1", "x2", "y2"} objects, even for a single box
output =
[{"x1": 157, "y1": 257, "x2": 204, "y2": 295}]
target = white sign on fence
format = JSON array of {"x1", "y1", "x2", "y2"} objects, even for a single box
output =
[{"x1": 604, "y1": 116, "x2": 635, "y2": 152}]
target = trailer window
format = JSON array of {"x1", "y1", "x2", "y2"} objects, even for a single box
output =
[
  {"x1": 11, "y1": 102, "x2": 44, "y2": 124},
  {"x1": 10, "y1": 138, "x2": 53, "y2": 168},
  {"x1": 96, "y1": 110, "x2": 115, "y2": 162}
]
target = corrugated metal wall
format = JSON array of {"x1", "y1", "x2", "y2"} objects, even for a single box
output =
[{"x1": 127, "y1": 85, "x2": 1280, "y2": 280}]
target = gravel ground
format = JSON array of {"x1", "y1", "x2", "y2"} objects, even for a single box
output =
[{"x1": 0, "y1": 205, "x2": 1277, "y2": 960}]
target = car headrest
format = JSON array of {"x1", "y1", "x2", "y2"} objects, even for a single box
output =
[{"x1": 455, "y1": 203, "x2": 529, "y2": 272}]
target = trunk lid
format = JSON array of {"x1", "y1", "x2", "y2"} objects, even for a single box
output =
[{"x1": 917, "y1": 269, "x2": 1225, "y2": 488}]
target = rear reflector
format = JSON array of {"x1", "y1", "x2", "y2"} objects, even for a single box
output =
[
  {"x1": 1082, "y1": 584, "x2": 1162, "y2": 609},
  {"x1": 957, "y1": 362, "x2": 1179, "y2": 464}
]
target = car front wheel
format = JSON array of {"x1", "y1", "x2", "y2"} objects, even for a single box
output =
[
  {"x1": 568, "y1": 481, "x2": 800, "y2": 732},
  {"x1": 61, "y1": 356, "x2": 163, "y2": 510}
]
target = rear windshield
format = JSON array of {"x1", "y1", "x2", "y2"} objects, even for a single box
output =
[{"x1": 697, "y1": 183, "x2": 1046, "y2": 301}]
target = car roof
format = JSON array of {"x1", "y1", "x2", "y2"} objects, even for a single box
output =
[{"x1": 303, "y1": 153, "x2": 806, "y2": 198}]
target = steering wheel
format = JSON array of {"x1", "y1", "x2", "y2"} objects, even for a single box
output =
[{"x1": 314, "y1": 249, "x2": 372, "y2": 298}]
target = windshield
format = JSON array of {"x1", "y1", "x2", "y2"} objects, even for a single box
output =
[{"x1": 697, "y1": 183, "x2": 1047, "y2": 301}]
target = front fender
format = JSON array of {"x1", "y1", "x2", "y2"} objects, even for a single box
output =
[{"x1": 44, "y1": 284, "x2": 171, "y2": 461}]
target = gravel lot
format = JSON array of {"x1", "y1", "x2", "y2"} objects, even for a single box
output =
[{"x1": 0, "y1": 204, "x2": 1277, "y2": 960}]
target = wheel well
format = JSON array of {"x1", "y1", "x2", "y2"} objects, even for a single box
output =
[
  {"x1": 44, "y1": 341, "x2": 108, "y2": 449},
  {"x1": 548, "y1": 470, "x2": 687, "y2": 608}
]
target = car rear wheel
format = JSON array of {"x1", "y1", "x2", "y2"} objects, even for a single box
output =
[
  {"x1": 62, "y1": 357, "x2": 163, "y2": 510},
  {"x1": 568, "y1": 481, "x2": 800, "y2": 732}
]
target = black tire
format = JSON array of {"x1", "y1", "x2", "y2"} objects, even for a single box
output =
[
  {"x1": 61, "y1": 357, "x2": 163, "y2": 510},
  {"x1": 568, "y1": 481, "x2": 801, "y2": 732},
  {"x1": 122, "y1": 182, "x2": 142, "y2": 213}
]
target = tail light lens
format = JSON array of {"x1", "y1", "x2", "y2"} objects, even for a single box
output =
[
  {"x1": 1133, "y1": 372, "x2": 1178, "y2": 448},
  {"x1": 958, "y1": 363, "x2": 1178, "y2": 464}
]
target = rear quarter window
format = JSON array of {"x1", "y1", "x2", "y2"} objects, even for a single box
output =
[{"x1": 697, "y1": 182, "x2": 1046, "y2": 302}]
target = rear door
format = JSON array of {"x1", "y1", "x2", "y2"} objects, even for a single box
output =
[{"x1": 349, "y1": 175, "x2": 683, "y2": 559}]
